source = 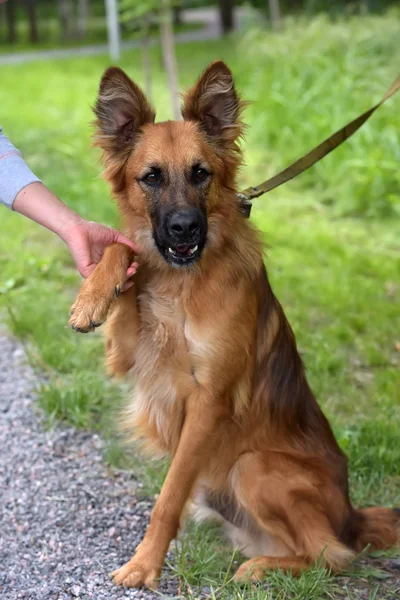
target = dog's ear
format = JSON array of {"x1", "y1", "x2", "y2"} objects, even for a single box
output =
[
  {"x1": 181, "y1": 61, "x2": 244, "y2": 149},
  {"x1": 94, "y1": 66, "x2": 155, "y2": 157}
]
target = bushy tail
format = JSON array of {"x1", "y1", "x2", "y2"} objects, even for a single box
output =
[{"x1": 350, "y1": 507, "x2": 400, "y2": 553}]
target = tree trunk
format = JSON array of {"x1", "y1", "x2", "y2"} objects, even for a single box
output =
[
  {"x1": 5, "y1": 0, "x2": 17, "y2": 44},
  {"x1": 105, "y1": 0, "x2": 120, "y2": 60},
  {"x1": 268, "y1": 0, "x2": 282, "y2": 31},
  {"x1": 218, "y1": 0, "x2": 234, "y2": 35},
  {"x1": 141, "y1": 18, "x2": 152, "y2": 103},
  {"x1": 58, "y1": 0, "x2": 74, "y2": 41},
  {"x1": 25, "y1": 0, "x2": 39, "y2": 44},
  {"x1": 160, "y1": 1, "x2": 180, "y2": 120},
  {"x1": 173, "y1": 7, "x2": 182, "y2": 26},
  {"x1": 77, "y1": 0, "x2": 89, "y2": 39}
]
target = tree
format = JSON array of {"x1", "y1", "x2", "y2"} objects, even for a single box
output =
[
  {"x1": 120, "y1": 0, "x2": 153, "y2": 99},
  {"x1": 77, "y1": 0, "x2": 89, "y2": 39},
  {"x1": 105, "y1": 0, "x2": 121, "y2": 59},
  {"x1": 120, "y1": 0, "x2": 181, "y2": 119},
  {"x1": 268, "y1": 0, "x2": 282, "y2": 31},
  {"x1": 25, "y1": 0, "x2": 39, "y2": 44},
  {"x1": 160, "y1": 0, "x2": 180, "y2": 120},
  {"x1": 5, "y1": 0, "x2": 17, "y2": 44},
  {"x1": 173, "y1": 6, "x2": 182, "y2": 26},
  {"x1": 218, "y1": 0, "x2": 234, "y2": 35},
  {"x1": 141, "y1": 15, "x2": 152, "y2": 102},
  {"x1": 58, "y1": 0, "x2": 74, "y2": 41}
]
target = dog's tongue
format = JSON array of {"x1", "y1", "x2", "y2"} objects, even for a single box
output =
[{"x1": 175, "y1": 244, "x2": 191, "y2": 255}]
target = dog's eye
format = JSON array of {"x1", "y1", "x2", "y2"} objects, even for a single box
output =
[
  {"x1": 193, "y1": 166, "x2": 209, "y2": 183},
  {"x1": 142, "y1": 170, "x2": 161, "y2": 185}
]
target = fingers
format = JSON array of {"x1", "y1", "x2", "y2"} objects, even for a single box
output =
[
  {"x1": 126, "y1": 262, "x2": 139, "y2": 278},
  {"x1": 122, "y1": 261, "x2": 139, "y2": 292},
  {"x1": 114, "y1": 231, "x2": 141, "y2": 254}
]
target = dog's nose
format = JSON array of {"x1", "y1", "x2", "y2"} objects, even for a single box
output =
[{"x1": 168, "y1": 210, "x2": 200, "y2": 239}]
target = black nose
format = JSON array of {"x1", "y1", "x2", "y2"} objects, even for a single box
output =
[{"x1": 167, "y1": 210, "x2": 200, "y2": 240}]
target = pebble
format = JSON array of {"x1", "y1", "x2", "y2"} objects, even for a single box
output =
[{"x1": 390, "y1": 559, "x2": 400, "y2": 571}]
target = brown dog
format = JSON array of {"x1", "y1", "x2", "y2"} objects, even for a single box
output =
[{"x1": 69, "y1": 61, "x2": 399, "y2": 589}]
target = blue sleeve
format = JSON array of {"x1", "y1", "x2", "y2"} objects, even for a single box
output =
[{"x1": 0, "y1": 126, "x2": 41, "y2": 209}]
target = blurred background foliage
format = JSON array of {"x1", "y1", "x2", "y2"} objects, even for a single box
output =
[{"x1": 2, "y1": 0, "x2": 400, "y2": 47}]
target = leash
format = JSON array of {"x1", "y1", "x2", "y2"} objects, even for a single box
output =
[{"x1": 237, "y1": 73, "x2": 400, "y2": 218}]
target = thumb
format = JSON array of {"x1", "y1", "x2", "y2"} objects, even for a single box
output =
[{"x1": 113, "y1": 230, "x2": 141, "y2": 254}]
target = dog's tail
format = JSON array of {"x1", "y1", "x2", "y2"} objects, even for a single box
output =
[{"x1": 347, "y1": 507, "x2": 400, "y2": 552}]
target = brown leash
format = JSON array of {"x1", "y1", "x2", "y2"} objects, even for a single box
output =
[{"x1": 237, "y1": 73, "x2": 400, "y2": 218}]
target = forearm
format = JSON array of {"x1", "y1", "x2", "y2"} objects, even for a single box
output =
[{"x1": 13, "y1": 181, "x2": 82, "y2": 241}]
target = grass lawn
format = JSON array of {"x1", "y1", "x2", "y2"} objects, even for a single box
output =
[{"x1": 1, "y1": 12, "x2": 399, "y2": 600}]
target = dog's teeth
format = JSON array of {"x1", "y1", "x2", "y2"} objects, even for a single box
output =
[
  {"x1": 189, "y1": 245, "x2": 198, "y2": 255},
  {"x1": 168, "y1": 248, "x2": 174, "y2": 254}
]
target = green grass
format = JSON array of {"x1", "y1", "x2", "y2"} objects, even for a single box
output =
[
  {"x1": 0, "y1": 11, "x2": 399, "y2": 600},
  {"x1": 166, "y1": 522, "x2": 336, "y2": 600}
]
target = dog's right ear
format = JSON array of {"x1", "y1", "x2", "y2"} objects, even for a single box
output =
[{"x1": 94, "y1": 66, "x2": 155, "y2": 159}]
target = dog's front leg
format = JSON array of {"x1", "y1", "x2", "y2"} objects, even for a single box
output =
[
  {"x1": 112, "y1": 387, "x2": 227, "y2": 589},
  {"x1": 69, "y1": 243, "x2": 135, "y2": 333}
]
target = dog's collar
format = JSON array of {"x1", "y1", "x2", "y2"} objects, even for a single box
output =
[{"x1": 236, "y1": 194, "x2": 252, "y2": 218}]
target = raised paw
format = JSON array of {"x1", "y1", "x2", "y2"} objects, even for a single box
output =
[
  {"x1": 111, "y1": 558, "x2": 161, "y2": 589},
  {"x1": 69, "y1": 284, "x2": 121, "y2": 333}
]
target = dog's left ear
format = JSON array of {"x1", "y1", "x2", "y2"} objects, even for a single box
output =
[{"x1": 182, "y1": 61, "x2": 244, "y2": 149}]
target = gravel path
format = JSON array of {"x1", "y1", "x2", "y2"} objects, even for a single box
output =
[{"x1": 0, "y1": 333, "x2": 179, "y2": 600}]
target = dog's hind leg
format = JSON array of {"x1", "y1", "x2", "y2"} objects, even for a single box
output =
[{"x1": 231, "y1": 452, "x2": 354, "y2": 583}]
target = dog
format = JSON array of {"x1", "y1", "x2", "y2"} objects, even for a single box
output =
[{"x1": 69, "y1": 61, "x2": 399, "y2": 589}]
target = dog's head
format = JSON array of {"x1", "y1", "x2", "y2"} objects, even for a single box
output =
[{"x1": 94, "y1": 61, "x2": 245, "y2": 269}]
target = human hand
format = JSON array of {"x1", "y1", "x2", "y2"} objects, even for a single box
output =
[
  {"x1": 62, "y1": 219, "x2": 140, "y2": 287},
  {"x1": 13, "y1": 183, "x2": 139, "y2": 289}
]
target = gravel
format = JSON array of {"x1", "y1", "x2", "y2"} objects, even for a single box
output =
[{"x1": 0, "y1": 333, "x2": 180, "y2": 600}]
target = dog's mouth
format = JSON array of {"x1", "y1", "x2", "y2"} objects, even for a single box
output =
[
  {"x1": 166, "y1": 242, "x2": 201, "y2": 266},
  {"x1": 153, "y1": 234, "x2": 205, "y2": 268}
]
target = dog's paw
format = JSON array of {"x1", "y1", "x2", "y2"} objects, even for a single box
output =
[
  {"x1": 69, "y1": 285, "x2": 120, "y2": 333},
  {"x1": 111, "y1": 558, "x2": 161, "y2": 589},
  {"x1": 234, "y1": 559, "x2": 266, "y2": 584}
]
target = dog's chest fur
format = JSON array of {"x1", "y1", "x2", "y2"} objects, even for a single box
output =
[{"x1": 129, "y1": 278, "x2": 213, "y2": 454}]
